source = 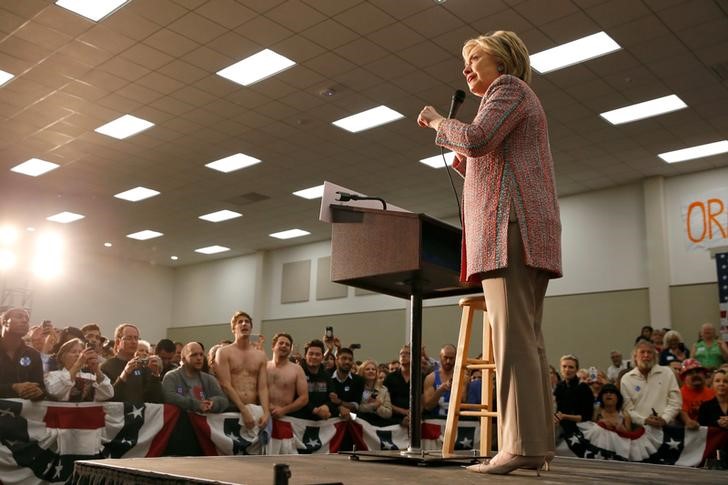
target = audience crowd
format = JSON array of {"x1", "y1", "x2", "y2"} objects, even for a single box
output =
[{"x1": 2, "y1": 307, "x2": 728, "y2": 466}]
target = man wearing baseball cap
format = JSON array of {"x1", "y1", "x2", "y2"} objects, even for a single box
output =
[{"x1": 679, "y1": 358, "x2": 714, "y2": 429}]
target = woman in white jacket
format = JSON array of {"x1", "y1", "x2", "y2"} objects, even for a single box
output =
[
  {"x1": 44, "y1": 338, "x2": 113, "y2": 401},
  {"x1": 357, "y1": 360, "x2": 393, "y2": 426}
]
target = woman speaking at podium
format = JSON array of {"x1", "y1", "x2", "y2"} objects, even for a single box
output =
[{"x1": 417, "y1": 31, "x2": 562, "y2": 475}]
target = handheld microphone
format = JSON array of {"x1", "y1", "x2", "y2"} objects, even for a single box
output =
[{"x1": 447, "y1": 89, "x2": 466, "y2": 119}]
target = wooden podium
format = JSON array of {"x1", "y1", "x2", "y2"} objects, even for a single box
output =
[{"x1": 329, "y1": 205, "x2": 480, "y2": 453}]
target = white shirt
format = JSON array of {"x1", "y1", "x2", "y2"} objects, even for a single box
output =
[
  {"x1": 620, "y1": 364, "x2": 681, "y2": 426},
  {"x1": 606, "y1": 360, "x2": 629, "y2": 382},
  {"x1": 44, "y1": 368, "x2": 114, "y2": 402}
]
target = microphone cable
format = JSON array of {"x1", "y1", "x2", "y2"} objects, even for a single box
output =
[{"x1": 441, "y1": 146, "x2": 463, "y2": 229}]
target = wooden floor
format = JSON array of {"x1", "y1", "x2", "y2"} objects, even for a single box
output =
[{"x1": 74, "y1": 454, "x2": 727, "y2": 485}]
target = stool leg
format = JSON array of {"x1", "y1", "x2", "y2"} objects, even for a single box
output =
[
  {"x1": 442, "y1": 303, "x2": 474, "y2": 457},
  {"x1": 481, "y1": 312, "x2": 494, "y2": 457}
]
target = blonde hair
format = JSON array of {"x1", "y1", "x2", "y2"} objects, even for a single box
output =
[
  {"x1": 358, "y1": 359, "x2": 378, "y2": 383},
  {"x1": 56, "y1": 338, "x2": 83, "y2": 369},
  {"x1": 663, "y1": 330, "x2": 684, "y2": 344},
  {"x1": 462, "y1": 31, "x2": 531, "y2": 84}
]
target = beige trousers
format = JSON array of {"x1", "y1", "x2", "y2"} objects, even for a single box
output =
[{"x1": 481, "y1": 220, "x2": 554, "y2": 456}]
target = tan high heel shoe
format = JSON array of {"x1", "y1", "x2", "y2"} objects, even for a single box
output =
[{"x1": 465, "y1": 453, "x2": 545, "y2": 476}]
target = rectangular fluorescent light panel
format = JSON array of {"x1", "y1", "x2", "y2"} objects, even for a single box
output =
[
  {"x1": 126, "y1": 230, "x2": 163, "y2": 240},
  {"x1": 600, "y1": 95, "x2": 687, "y2": 125},
  {"x1": 46, "y1": 211, "x2": 85, "y2": 224},
  {"x1": 11, "y1": 158, "x2": 60, "y2": 177},
  {"x1": 195, "y1": 245, "x2": 230, "y2": 254},
  {"x1": 55, "y1": 0, "x2": 129, "y2": 22},
  {"x1": 293, "y1": 184, "x2": 325, "y2": 199},
  {"x1": 114, "y1": 186, "x2": 160, "y2": 202},
  {"x1": 95, "y1": 114, "x2": 154, "y2": 139},
  {"x1": 270, "y1": 229, "x2": 310, "y2": 240},
  {"x1": 530, "y1": 32, "x2": 621, "y2": 74},
  {"x1": 199, "y1": 210, "x2": 242, "y2": 222},
  {"x1": 658, "y1": 140, "x2": 728, "y2": 163},
  {"x1": 420, "y1": 151, "x2": 456, "y2": 168},
  {"x1": 0, "y1": 69, "x2": 14, "y2": 86},
  {"x1": 205, "y1": 153, "x2": 261, "y2": 173},
  {"x1": 217, "y1": 49, "x2": 295, "y2": 86},
  {"x1": 333, "y1": 106, "x2": 405, "y2": 133}
]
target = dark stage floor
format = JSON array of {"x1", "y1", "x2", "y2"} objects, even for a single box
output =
[{"x1": 73, "y1": 454, "x2": 727, "y2": 484}]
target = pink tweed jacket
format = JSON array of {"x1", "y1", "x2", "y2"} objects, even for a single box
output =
[{"x1": 435, "y1": 74, "x2": 562, "y2": 282}]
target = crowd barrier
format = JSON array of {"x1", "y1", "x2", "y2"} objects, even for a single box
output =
[{"x1": 1, "y1": 399, "x2": 725, "y2": 484}]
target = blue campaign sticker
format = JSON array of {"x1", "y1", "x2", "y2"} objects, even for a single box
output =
[
  {"x1": 635, "y1": 385, "x2": 641, "y2": 392},
  {"x1": 19, "y1": 356, "x2": 32, "y2": 367}
]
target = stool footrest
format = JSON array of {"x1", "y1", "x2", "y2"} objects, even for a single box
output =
[
  {"x1": 459, "y1": 411, "x2": 498, "y2": 418},
  {"x1": 465, "y1": 363, "x2": 496, "y2": 370}
]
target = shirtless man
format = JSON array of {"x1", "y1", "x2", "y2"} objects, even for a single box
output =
[
  {"x1": 423, "y1": 344, "x2": 457, "y2": 417},
  {"x1": 267, "y1": 333, "x2": 308, "y2": 418},
  {"x1": 216, "y1": 311, "x2": 269, "y2": 429}
]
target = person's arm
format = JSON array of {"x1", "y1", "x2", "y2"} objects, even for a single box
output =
[
  {"x1": 143, "y1": 368, "x2": 164, "y2": 403},
  {"x1": 203, "y1": 374, "x2": 229, "y2": 413},
  {"x1": 662, "y1": 372, "x2": 683, "y2": 424},
  {"x1": 435, "y1": 76, "x2": 529, "y2": 158},
  {"x1": 422, "y1": 373, "x2": 438, "y2": 411},
  {"x1": 376, "y1": 386, "x2": 393, "y2": 419},
  {"x1": 578, "y1": 385, "x2": 595, "y2": 422},
  {"x1": 93, "y1": 373, "x2": 114, "y2": 402},
  {"x1": 680, "y1": 409, "x2": 699, "y2": 429},
  {"x1": 256, "y1": 356, "x2": 270, "y2": 427},
  {"x1": 718, "y1": 340, "x2": 728, "y2": 361},
  {"x1": 325, "y1": 376, "x2": 339, "y2": 417},
  {"x1": 161, "y1": 372, "x2": 199, "y2": 411},
  {"x1": 44, "y1": 370, "x2": 73, "y2": 401}
]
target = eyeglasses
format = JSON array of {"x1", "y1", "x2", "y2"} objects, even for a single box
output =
[{"x1": 121, "y1": 335, "x2": 139, "y2": 341}]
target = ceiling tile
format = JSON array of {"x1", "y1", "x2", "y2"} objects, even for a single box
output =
[
  {"x1": 205, "y1": 31, "x2": 259, "y2": 60},
  {"x1": 301, "y1": 19, "x2": 360, "y2": 49},
  {"x1": 78, "y1": 25, "x2": 136, "y2": 55},
  {"x1": 102, "y1": 8, "x2": 161, "y2": 41},
  {"x1": 334, "y1": 2, "x2": 395, "y2": 35},
  {"x1": 120, "y1": 43, "x2": 174, "y2": 70},
  {"x1": 402, "y1": 5, "x2": 464, "y2": 38},
  {"x1": 368, "y1": 22, "x2": 425, "y2": 52},
  {"x1": 182, "y1": 45, "x2": 233, "y2": 72},
  {"x1": 167, "y1": 11, "x2": 228, "y2": 44},
  {"x1": 128, "y1": 0, "x2": 189, "y2": 26},
  {"x1": 144, "y1": 28, "x2": 201, "y2": 58},
  {"x1": 236, "y1": 15, "x2": 293, "y2": 46},
  {"x1": 266, "y1": 0, "x2": 328, "y2": 33},
  {"x1": 195, "y1": 0, "x2": 257, "y2": 29}
]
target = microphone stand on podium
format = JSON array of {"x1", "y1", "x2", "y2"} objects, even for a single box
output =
[{"x1": 319, "y1": 182, "x2": 480, "y2": 463}]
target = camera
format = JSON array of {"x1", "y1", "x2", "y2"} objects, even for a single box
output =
[
  {"x1": 138, "y1": 357, "x2": 149, "y2": 367},
  {"x1": 325, "y1": 326, "x2": 334, "y2": 339},
  {"x1": 588, "y1": 366, "x2": 598, "y2": 382}
]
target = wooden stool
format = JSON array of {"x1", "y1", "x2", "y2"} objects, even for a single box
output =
[{"x1": 441, "y1": 295, "x2": 498, "y2": 457}]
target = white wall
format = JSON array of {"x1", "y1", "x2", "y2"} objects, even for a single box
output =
[
  {"x1": 549, "y1": 183, "x2": 648, "y2": 295},
  {"x1": 262, "y1": 240, "x2": 405, "y2": 321},
  {"x1": 171, "y1": 254, "x2": 258, "y2": 327},
  {"x1": 9, "y1": 252, "x2": 174, "y2": 344},
  {"x1": 665, "y1": 166, "x2": 728, "y2": 285}
]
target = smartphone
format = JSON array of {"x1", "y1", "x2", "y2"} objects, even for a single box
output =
[
  {"x1": 588, "y1": 366, "x2": 598, "y2": 382},
  {"x1": 325, "y1": 326, "x2": 334, "y2": 339},
  {"x1": 350, "y1": 343, "x2": 361, "y2": 350}
]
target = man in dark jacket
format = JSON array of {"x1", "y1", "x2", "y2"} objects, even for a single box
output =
[
  {"x1": 291, "y1": 339, "x2": 338, "y2": 420},
  {"x1": 101, "y1": 323, "x2": 162, "y2": 403},
  {"x1": 0, "y1": 308, "x2": 44, "y2": 400}
]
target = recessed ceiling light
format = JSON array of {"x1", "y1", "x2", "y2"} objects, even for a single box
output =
[
  {"x1": 270, "y1": 229, "x2": 310, "y2": 240},
  {"x1": 333, "y1": 105, "x2": 405, "y2": 133},
  {"x1": 658, "y1": 140, "x2": 728, "y2": 163},
  {"x1": 600, "y1": 95, "x2": 687, "y2": 125},
  {"x1": 530, "y1": 31, "x2": 621, "y2": 74},
  {"x1": 170, "y1": 255, "x2": 179, "y2": 261},
  {"x1": 95, "y1": 114, "x2": 154, "y2": 139},
  {"x1": 46, "y1": 211, "x2": 85, "y2": 224},
  {"x1": 26, "y1": 227, "x2": 36, "y2": 232},
  {"x1": 0, "y1": 69, "x2": 14, "y2": 87},
  {"x1": 114, "y1": 186, "x2": 160, "y2": 202},
  {"x1": 11, "y1": 158, "x2": 60, "y2": 177},
  {"x1": 195, "y1": 245, "x2": 230, "y2": 254},
  {"x1": 217, "y1": 49, "x2": 296, "y2": 86},
  {"x1": 126, "y1": 230, "x2": 163, "y2": 240},
  {"x1": 104, "y1": 242, "x2": 112, "y2": 248},
  {"x1": 205, "y1": 153, "x2": 262, "y2": 173},
  {"x1": 55, "y1": 0, "x2": 129, "y2": 22},
  {"x1": 293, "y1": 184, "x2": 325, "y2": 199},
  {"x1": 199, "y1": 209, "x2": 242, "y2": 223},
  {"x1": 419, "y1": 152, "x2": 456, "y2": 168}
]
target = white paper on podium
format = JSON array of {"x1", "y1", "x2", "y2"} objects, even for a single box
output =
[{"x1": 318, "y1": 181, "x2": 409, "y2": 223}]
